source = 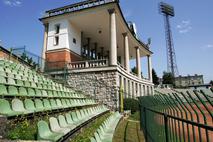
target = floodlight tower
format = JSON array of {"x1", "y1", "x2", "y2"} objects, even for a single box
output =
[{"x1": 159, "y1": 2, "x2": 179, "y2": 77}]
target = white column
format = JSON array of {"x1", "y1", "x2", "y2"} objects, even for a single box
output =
[
  {"x1": 108, "y1": 9, "x2": 117, "y2": 66},
  {"x1": 123, "y1": 33, "x2": 130, "y2": 72},
  {"x1": 125, "y1": 79, "x2": 128, "y2": 98},
  {"x1": 136, "y1": 47, "x2": 141, "y2": 78},
  {"x1": 41, "y1": 23, "x2": 48, "y2": 72},
  {"x1": 148, "y1": 55, "x2": 153, "y2": 82}
]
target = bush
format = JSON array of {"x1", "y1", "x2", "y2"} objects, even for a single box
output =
[{"x1": 123, "y1": 98, "x2": 139, "y2": 114}]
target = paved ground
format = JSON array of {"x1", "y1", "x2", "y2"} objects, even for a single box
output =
[{"x1": 113, "y1": 118, "x2": 145, "y2": 142}]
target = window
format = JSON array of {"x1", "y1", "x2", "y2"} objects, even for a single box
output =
[
  {"x1": 54, "y1": 36, "x2": 59, "y2": 46},
  {"x1": 73, "y1": 38, "x2": 76, "y2": 44},
  {"x1": 55, "y1": 24, "x2": 60, "y2": 34}
]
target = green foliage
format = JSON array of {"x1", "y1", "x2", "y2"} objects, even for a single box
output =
[
  {"x1": 7, "y1": 118, "x2": 37, "y2": 140},
  {"x1": 131, "y1": 66, "x2": 138, "y2": 74},
  {"x1": 71, "y1": 113, "x2": 111, "y2": 142},
  {"x1": 152, "y1": 69, "x2": 159, "y2": 85},
  {"x1": 162, "y1": 71, "x2": 175, "y2": 85},
  {"x1": 123, "y1": 98, "x2": 139, "y2": 114},
  {"x1": 210, "y1": 80, "x2": 213, "y2": 86}
]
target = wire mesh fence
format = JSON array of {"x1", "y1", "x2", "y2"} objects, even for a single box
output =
[{"x1": 139, "y1": 89, "x2": 213, "y2": 142}]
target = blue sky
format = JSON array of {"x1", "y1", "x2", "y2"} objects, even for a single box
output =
[{"x1": 0, "y1": 0, "x2": 212, "y2": 83}]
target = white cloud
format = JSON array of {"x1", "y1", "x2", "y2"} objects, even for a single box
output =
[
  {"x1": 177, "y1": 20, "x2": 192, "y2": 34},
  {"x1": 3, "y1": 0, "x2": 22, "y2": 7},
  {"x1": 201, "y1": 44, "x2": 213, "y2": 50}
]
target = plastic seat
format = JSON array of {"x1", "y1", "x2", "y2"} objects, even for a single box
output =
[
  {"x1": 47, "y1": 90, "x2": 53, "y2": 97},
  {"x1": 35, "y1": 99, "x2": 45, "y2": 111},
  {"x1": 37, "y1": 120, "x2": 63, "y2": 142},
  {"x1": 0, "y1": 99, "x2": 20, "y2": 116},
  {"x1": 43, "y1": 99, "x2": 52, "y2": 110},
  {"x1": 65, "y1": 113, "x2": 77, "y2": 126},
  {"x1": 49, "y1": 117, "x2": 70, "y2": 135},
  {"x1": 56, "y1": 99, "x2": 62, "y2": 108},
  {"x1": 50, "y1": 99, "x2": 58, "y2": 109},
  {"x1": 16, "y1": 80, "x2": 24, "y2": 86},
  {"x1": 42, "y1": 90, "x2": 48, "y2": 97},
  {"x1": 35, "y1": 89, "x2": 42, "y2": 97},
  {"x1": 7, "y1": 78, "x2": 16, "y2": 85},
  {"x1": 0, "y1": 76, "x2": 6, "y2": 84},
  {"x1": 12, "y1": 98, "x2": 31, "y2": 114},
  {"x1": 0, "y1": 84, "x2": 8, "y2": 96},
  {"x1": 58, "y1": 115, "x2": 75, "y2": 130},
  {"x1": 24, "y1": 81, "x2": 31, "y2": 87},
  {"x1": 19, "y1": 87, "x2": 28, "y2": 96},
  {"x1": 8, "y1": 86, "x2": 18, "y2": 96},
  {"x1": 24, "y1": 99, "x2": 36, "y2": 112},
  {"x1": 27, "y1": 88, "x2": 36, "y2": 96}
]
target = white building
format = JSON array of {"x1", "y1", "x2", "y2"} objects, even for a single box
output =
[{"x1": 40, "y1": 0, "x2": 154, "y2": 108}]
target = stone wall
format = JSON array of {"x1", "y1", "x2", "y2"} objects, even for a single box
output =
[{"x1": 66, "y1": 70, "x2": 119, "y2": 108}]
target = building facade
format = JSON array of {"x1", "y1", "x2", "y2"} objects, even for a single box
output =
[
  {"x1": 175, "y1": 74, "x2": 204, "y2": 88},
  {"x1": 40, "y1": 0, "x2": 154, "y2": 108}
]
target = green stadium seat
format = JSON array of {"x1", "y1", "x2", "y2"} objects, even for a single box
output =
[
  {"x1": 16, "y1": 80, "x2": 24, "y2": 86},
  {"x1": 8, "y1": 86, "x2": 18, "y2": 96},
  {"x1": 56, "y1": 99, "x2": 62, "y2": 108},
  {"x1": 0, "y1": 76, "x2": 6, "y2": 84},
  {"x1": 53, "y1": 91, "x2": 58, "y2": 97},
  {"x1": 58, "y1": 115, "x2": 76, "y2": 130},
  {"x1": 0, "y1": 71, "x2": 6, "y2": 76},
  {"x1": 50, "y1": 99, "x2": 58, "y2": 109},
  {"x1": 19, "y1": 87, "x2": 28, "y2": 96},
  {"x1": 49, "y1": 117, "x2": 70, "y2": 135},
  {"x1": 65, "y1": 113, "x2": 77, "y2": 126},
  {"x1": 37, "y1": 83, "x2": 42, "y2": 89},
  {"x1": 27, "y1": 88, "x2": 36, "y2": 96},
  {"x1": 43, "y1": 99, "x2": 52, "y2": 110},
  {"x1": 47, "y1": 90, "x2": 53, "y2": 97},
  {"x1": 0, "y1": 99, "x2": 20, "y2": 116},
  {"x1": 41, "y1": 90, "x2": 48, "y2": 97},
  {"x1": 24, "y1": 81, "x2": 31, "y2": 87},
  {"x1": 35, "y1": 99, "x2": 45, "y2": 111},
  {"x1": 12, "y1": 98, "x2": 31, "y2": 114},
  {"x1": 24, "y1": 99, "x2": 36, "y2": 112},
  {"x1": 35, "y1": 89, "x2": 42, "y2": 97},
  {"x1": 37, "y1": 120, "x2": 63, "y2": 142},
  {"x1": 31, "y1": 82, "x2": 37, "y2": 88},
  {"x1": 0, "y1": 85, "x2": 8, "y2": 96}
]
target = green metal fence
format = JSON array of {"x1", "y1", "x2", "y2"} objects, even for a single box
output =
[{"x1": 139, "y1": 89, "x2": 213, "y2": 142}]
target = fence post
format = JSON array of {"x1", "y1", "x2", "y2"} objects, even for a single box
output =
[
  {"x1": 164, "y1": 114, "x2": 169, "y2": 142},
  {"x1": 143, "y1": 107, "x2": 148, "y2": 141}
]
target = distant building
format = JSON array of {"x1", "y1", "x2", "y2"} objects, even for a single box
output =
[{"x1": 175, "y1": 74, "x2": 204, "y2": 88}]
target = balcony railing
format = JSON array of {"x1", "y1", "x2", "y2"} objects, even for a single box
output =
[
  {"x1": 43, "y1": 0, "x2": 117, "y2": 18},
  {"x1": 67, "y1": 59, "x2": 108, "y2": 69}
]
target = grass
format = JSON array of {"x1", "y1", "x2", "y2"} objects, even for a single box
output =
[
  {"x1": 129, "y1": 111, "x2": 140, "y2": 121},
  {"x1": 113, "y1": 111, "x2": 145, "y2": 142},
  {"x1": 70, "y1": 112, "x2": 111, "y2": 142}
]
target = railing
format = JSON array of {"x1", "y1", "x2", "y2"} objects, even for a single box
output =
[
  {"x1": 43, "y1": 0, "x2": 117, "y2": 18},
  {"x1": 139, "y1": 89, "x2": 213, "y2": 142},
  {"x1": 67, "y1": 59, "x2": 108, "y2": 69}
]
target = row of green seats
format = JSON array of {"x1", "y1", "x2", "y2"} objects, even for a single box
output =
[
  {"x1": 90, "y1": 112, "x2": 122, "y2": 142},
  {"x1": 0, "y1": 72, "x2": 58, "y2": 87},
  {"x1": 0, "y1": 61, "x2": 37, "y2": 75},
  {"x1": 0, "y1": 84, "x2": 84, "y2": 98},
  {"x1": 0, "y1": 98, "x2": 96, "y2": 117},
  {"x1": 37, "y1": 105, "x2": 109, "y2": 142}
]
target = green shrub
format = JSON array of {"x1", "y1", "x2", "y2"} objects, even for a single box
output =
[
  {"x1": 7, "y1": 119, "x2": 37, "y2": 140},
  {"x1": 123, "y1": 98, "x2": 139, "y2": 114}
]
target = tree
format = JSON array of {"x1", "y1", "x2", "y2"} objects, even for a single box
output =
[
  {"x1": 131, "y1": 66, "x2": 138, "y2": 74},
  {"x1": 162, "y1": 72, "x2": 175, "y2": 85},
  {"x1": 123, "y1": 98, "x2": 139, "y2": 114},
  {"x1": 152, "y1": 69, "x2": 159, "y2": 85},
  {"x1": 210, "y1": 80, "x2": 213, "y2": 86}
]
